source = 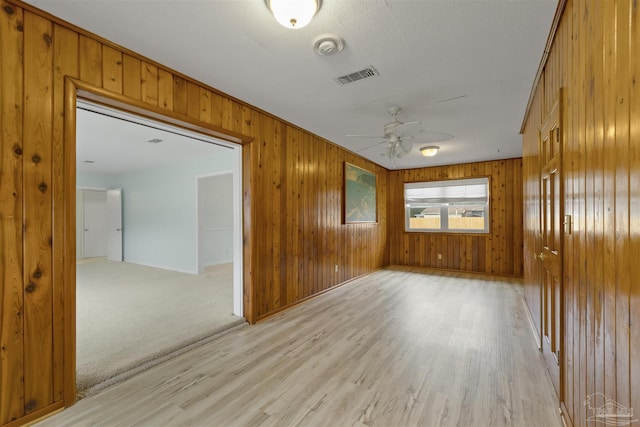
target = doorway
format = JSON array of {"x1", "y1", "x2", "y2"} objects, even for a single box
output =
[
  {"x1": 538, "y1": 92, "x2": 563, "y2": 398},
  {"x1": 77, "y1": 188, "x2": 122, "y2": 261},
  {"x1": 75, "y1": 100, "x2": 245, "y2": 396},
  {"x1": 80, "y1": 189, "x2": 108, "y2": 258}
]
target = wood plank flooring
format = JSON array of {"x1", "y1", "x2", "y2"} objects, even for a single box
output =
[{"x1": 35, "y1": 268, "x2": 561, "y2": 427}]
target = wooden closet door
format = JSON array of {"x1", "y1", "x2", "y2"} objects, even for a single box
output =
[{"x1": 538, "y1": 93, "x2": 563, "y2": 398}]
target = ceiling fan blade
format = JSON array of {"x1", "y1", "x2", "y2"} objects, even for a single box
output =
[
  {"x1": 414, "y1": 131, "x2": 454, "y2": 143},
  {"x1": 385, "y1": 145, "x2": 394, "y2": 158},
  {"x1": 355, "y1": 140, "x2": 387, "y2": 152},
  {"x1": 346, "y1": 134, "x2": 386, "y2": 139},
  {"x1": 390, "y1": 121, "x2": 423, "y2": 138},
  {"x1": 399, "y1": 138, "x2": 413, "y2": 153}
]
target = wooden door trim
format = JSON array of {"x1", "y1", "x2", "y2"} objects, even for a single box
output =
[
  {"x1": 62, "y1": 77, "x2": 253, "y2": 406},
  {"x1": 2, "y1": 401, "x2": 65, "y2": 427},
  {"x1": 67, "y1": 78, "x2": 252, "y2": 145}
]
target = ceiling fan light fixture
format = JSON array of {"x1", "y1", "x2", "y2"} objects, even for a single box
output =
[
  {"x1": 420, "y1": 146, "x2": 439, "y2": 157},
  {"x1": 266, "y1": 0, "x2": 321, "y2": 29}
]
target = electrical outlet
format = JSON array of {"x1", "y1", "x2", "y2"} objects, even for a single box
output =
[
  {"x1": 437, "y1": 254, "x2": 442, "y2": 260},
  {"x1": 335, "y1": 264, "x2": 339, "y2": 272}
]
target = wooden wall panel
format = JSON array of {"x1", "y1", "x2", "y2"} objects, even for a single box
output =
[
  {"x1": 78, "y1": 36, "x2": 101, "y2": 87},
  {"x1": 561, "y1": 1, "x2": 576, "y2": 417},
  {"x1": 186, "y1": 82, "x2": 200, "y2": 119},
  {"x1": 0, "y1": 1, "x2": 389, "y2": 424},
  {"x1": 613, "y1": 2, "x2": 631, "y2": 420},
  {"x1": 629, "y1": 0, "x2": 640, "y2": 422},
  {"x1": 52, "y1": 23, "x2": 78, "y2": 404},
  {"x1": 388, "y1": 158, "x2": 523, "y2": 277},
  {"x1": 0, "y1": 3, "x2": 25, "y2": 424},
  {"x1": 140, "y1": 61, "x2": 158, "y2": 105},
  {"x1": 172, "y1": 76, "x2": 187, "y2": 115},
  {"x1": 122, "y1": 54, "x2": 141, "y2": 100},
  {"x1": 157, "y1": 69, "x2": 173, "y2": 111},
  {"x1": 22, "y1": 10, "x2": 54, "y2": 414},
  {"x1": 101, "y1": 45, "x2": 122, "y2": 94},
  {"x1": 521, "y1": 1, "x2": 639, "y2": 425}
]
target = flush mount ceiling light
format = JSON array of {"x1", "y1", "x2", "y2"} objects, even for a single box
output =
[
  {"x1": 420, "y1": 146, "x2": 440, "y2": 157},
  {"x1": 265, "y1": 0, "x2": 322, "y2": 29}
]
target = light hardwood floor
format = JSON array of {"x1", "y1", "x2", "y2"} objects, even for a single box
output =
[{"x1": 36, "y1": 267, "x2": 561, "y2": 427}]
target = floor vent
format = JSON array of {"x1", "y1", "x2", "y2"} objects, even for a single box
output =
[{"x1": 335, "y1": 66, "x2": 379, "y2": 85}]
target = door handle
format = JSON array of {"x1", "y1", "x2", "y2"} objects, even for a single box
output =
[{"x1": 537, "y1": 252, "x2": 547, "y2": 261}]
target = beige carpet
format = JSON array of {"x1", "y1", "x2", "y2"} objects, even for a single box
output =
[{"x1": 76, "y1": 259, "x2": 245, "y2": 397}]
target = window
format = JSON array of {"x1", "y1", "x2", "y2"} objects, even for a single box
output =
[{"x1": 404, "y1": 177, "x2": 489, "y2": 233}]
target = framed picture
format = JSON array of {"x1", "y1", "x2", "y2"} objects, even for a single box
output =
[{"x1": 344, "y1": 162, "x2": 377, "y2": 223}]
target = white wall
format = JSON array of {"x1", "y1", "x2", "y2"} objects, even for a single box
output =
[
  {"x1": 77, "y1": 173, "x2": 118, "y2": 188},
  {"x1": 198, "y1": 173, "x2": 234, "y2": 270},
  {"x1": 77, "y1": 151, "x2": 233, "y2": 273}
]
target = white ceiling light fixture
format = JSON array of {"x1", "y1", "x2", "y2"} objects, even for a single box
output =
[
  {"x1": 420, "y1": 146, "x2": 439, "y2": 157},
  {"x1": 265, "y1": 0, "x2": 321, "y2": 29}
]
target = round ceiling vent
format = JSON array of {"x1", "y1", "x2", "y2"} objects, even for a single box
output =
[{"x1": 312, "y1": 34, "x2": 345, "y2": 56}]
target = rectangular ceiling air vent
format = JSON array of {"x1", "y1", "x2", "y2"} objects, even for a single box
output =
[{"x1": 335, "y1": 66, "x2": 379, "y2": 85}]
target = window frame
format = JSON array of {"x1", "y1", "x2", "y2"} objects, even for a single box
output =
[{"x1": 404, "y1": 177, "x2": 491, "y2": 234}]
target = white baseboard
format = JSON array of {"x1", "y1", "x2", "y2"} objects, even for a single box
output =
[
  {"x1": 123, "y1": 258, "x2": 197, "y2": 275},
  {"x1": 205, "y1": 259, "x2": 233, "y2": 267}
]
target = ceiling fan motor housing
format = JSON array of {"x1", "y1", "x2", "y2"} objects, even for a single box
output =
[{"x1": 383, "y1": 120, "x2": 403, "y2": 136}]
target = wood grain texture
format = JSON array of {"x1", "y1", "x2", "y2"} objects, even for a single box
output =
[
  {"x1": 121, "y1": 54, "x2": 141, "y2": 100},
  {"x1": 389, "y1": 159, "x2": 523, "y2": 277},
  {"x1": 52, "y1": 22, "x2": 78, "y2": 405},
  {"x1": 34, "y1": 269, "x2": 562, "y2": 427},
  {"x1": 614, "y1": 1, "x2": 631, "y2": 421},
  {"x1": 78, "y1": 35, "x2": 100, "y2": 87},
  {"x1": 0, "y1": 3, "x2": 25, "y2": 424},
  {"x1": 157, "y1": 69, "x2": 173, "y2": 111},
  {"x1": 140, "y1": 61, "x2": 158, "y2": 105},
  {"x1": 628, "y1": 0, "x2": 640, "y2": 422},
  {"x1": 0, "y1": 2, "x2": 388, "y2": 423},
  {"x1": 22, "y1": 10, "x2": 54, "y2": 415},
  {"x1": 62, "y1": 79, "x2": 78, "y2": 407},
  {"x1": 100, "y1": 45, "x2": 122, "y2": 94},
  {"x1": 521, "y1": 1, "x2": 640, "y2": 425}
]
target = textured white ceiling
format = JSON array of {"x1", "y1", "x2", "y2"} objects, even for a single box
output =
[
  {"x1": 26, "y1": 0, "x2": 557, "y2": 170},
  {"x1": 76, "y1": 105, "x2": 232, "y2": 176}
]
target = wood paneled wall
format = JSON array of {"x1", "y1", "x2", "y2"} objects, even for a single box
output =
[
  {"x1": 249, "y1": 124, "x2": 389, "y2": 321},
  {"x1": 0, "y1": 1, "x2": 388, "y2": 425},
  {"x1": 388, "y1": 159, "x2": 523, "y2": 277},
  {"x1": 522, "y1": 88, "x2": 544, "y2": 341},
  {"x1": 521, "y1": 1, "x2": 639, "y2": 425}
]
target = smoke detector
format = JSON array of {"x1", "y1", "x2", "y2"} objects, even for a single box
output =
[{"x1": 313, "y1": 34, "x2": 344, "y2": 56}]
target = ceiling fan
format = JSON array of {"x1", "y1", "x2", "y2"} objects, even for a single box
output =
[{"x1": 349, "y1": 106, "x2": 453, "y2": 161}]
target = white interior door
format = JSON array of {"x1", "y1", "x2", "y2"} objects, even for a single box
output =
[
  {"x1": 106, "y1": 188, "x2": 123, "y2": 262},
  {"x1": 83, "y1": 190, "x2": 108, "y2": 258}
]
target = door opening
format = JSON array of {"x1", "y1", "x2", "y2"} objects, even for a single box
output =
[
  {"x1": 538, "y1": 92, "x2": 563, "y2": 399},
  {"x1": 74, "y1": 100, "x2": 244, "y2": 396}
]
